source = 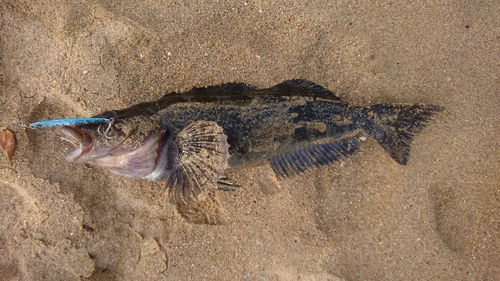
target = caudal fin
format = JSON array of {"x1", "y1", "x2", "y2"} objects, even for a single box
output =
[{"x1": 364, "y1": 103, "x2": 444, "y2": 165}]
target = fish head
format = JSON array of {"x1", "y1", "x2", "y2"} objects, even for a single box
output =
[{"x1": 59, "y1": 114, "x2": 175, "y2": 179}]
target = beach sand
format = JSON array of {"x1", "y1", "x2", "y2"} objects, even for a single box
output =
[{"x1": 1, "y1": 1, "x2": 499, "y2": 280}]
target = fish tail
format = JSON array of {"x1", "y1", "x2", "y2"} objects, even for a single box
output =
[{"x1": 362, "y1": 103, "x2": 444, "y2": 165}]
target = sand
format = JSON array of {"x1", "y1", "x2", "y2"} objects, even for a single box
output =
[{"x1": 1, "y1": 1, "x2": 499, "y2": 280}]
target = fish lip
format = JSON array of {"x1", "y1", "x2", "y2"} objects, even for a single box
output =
[{"x1": 60, "y1": 126, "x2": 94, "y2": 162}]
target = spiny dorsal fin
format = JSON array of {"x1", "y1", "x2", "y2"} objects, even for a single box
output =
[
  {"x1": 268, "y1": 137, "x2": 360, "y2": 177},
  {"x1": 166, "y1": 121, "x2": 230, "y2": 203},
  {"x1": 264, "y1": 79, "x2": 341, "y2": 100},
  {"x1": 188, "y1": 83, "x2": 256, "y2": 96},
  {"x1": 162, "y1": 83, "x2": 256, "y2": 99}
]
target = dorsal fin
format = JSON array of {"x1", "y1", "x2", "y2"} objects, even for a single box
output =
[
  {"x1": 154, "y1": 83, "x2": 256, "y2": 106},
  {"x1": 159, "y1": 80, "x2": 339, "y2": 101},
  {"x1": 187, "y1": 83, "x2": 256, "y2": 96},
  {"x1": 160, "y1": 83, "x2": 255, "y2": 99},
  {"x1": 268, "y1": 137, "x2": 360, "y2": 177},
  {"x1": 263, "y1": 79, "x2": 341, "y2": 100}
]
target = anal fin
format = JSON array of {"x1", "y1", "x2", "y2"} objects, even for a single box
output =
[{"x1": 268, "y1": 137, "x2": 360, "y2": 177}]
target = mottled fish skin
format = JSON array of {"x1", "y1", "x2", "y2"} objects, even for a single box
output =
[
  {"x1": 97, "y1": 81, "x2": 354, "y2": 168},
  {"x1": 59, "y1": 80, "x2": 444, "y2": 202}
]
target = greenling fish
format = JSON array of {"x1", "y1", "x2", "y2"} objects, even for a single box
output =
[{"x1": 57, "y1": 80, "x2": 443, "y2": 202}]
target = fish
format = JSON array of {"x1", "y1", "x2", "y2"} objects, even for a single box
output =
[{"x1": 56, "y1": 79, "x2": 444, "y2": 202}]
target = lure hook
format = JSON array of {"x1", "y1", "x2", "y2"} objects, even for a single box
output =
[{"x1": 98, "y1": 118, "x2": 116, "y2": 139}]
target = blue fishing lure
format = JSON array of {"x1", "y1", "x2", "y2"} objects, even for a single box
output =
[{"x1": 29, "y1": 118, "x2": 109, "y2": 129}]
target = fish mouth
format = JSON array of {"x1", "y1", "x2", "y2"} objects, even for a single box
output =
[
  {"x1": 60, "y1": 124, "x2": 168, "y2": 179},
  {"x1": 60, "y1": 126, "x2": 95, "y2": 162}
]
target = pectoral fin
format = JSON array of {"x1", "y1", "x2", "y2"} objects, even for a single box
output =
[
  {"x1": 166, "y1": 121, "x2": 230, "y2": 203},
  {"x1": 268, "y1": 137, "x2": 360, "y2": 177}
]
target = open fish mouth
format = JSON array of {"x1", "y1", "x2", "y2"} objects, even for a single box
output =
[
  {"x1": 59, "y1": 119, "x2": 170, "y2": 179},
  {"x1": 60, "y1": 126, "x2": 95, "y2": 162}
]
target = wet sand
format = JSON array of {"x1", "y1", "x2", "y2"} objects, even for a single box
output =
[{"x1": 1, "y1": 1, "x2": 499, "y2": 280}]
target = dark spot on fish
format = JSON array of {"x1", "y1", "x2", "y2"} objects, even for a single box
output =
[{"x1": 292, "y1": 127, "x2": 325, "y2": 143}]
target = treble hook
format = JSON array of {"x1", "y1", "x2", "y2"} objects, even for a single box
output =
[{"x1": 98, "y1": 118, "x2": 116, "y2": 139}]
